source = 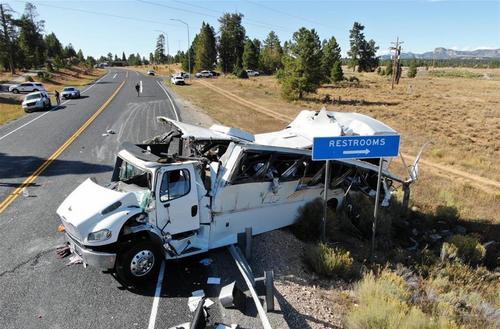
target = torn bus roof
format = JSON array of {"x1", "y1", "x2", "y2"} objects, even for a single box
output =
[
  {"x1": 157, "y1": 116, "x2": 254, "y2": 142},
  {"x1": 158, "y1": 109, "x2": 397, "y2": 150},
  {"x1": 255, "y1": 109, "x2": 398, "y2": 149}
]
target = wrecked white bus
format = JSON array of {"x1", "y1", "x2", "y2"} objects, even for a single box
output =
[{"x1": 56, "y1": 110, "x2": 417, "y2": 284}]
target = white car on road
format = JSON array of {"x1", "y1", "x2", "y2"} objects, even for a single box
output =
[
  {"x1": 9, "y1": 82, "x2": 46, "y2": 94},
  {"x1": 22, "y1": 91, "x2": 51, "y2": 113},
  {"x1": 246, "y1": 70, "x2": 260, "y2": 77},
  {"x1": 171, "y1": 75, "x2": 185, "y2": 85},
  {"x1": 61, "y1": 87, "x2": 81, "y2": 99}
]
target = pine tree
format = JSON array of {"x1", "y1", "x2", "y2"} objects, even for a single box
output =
[
  {"x1": 242, "y1": 38, "x2": 259, "y2": 70},
  {"x1": 358, "y1": 39, "x2": 379, "y2": 72},
  {"x1": 218, "y1": 12, "x2": 246, "y2": 73},
  {"x1": 44, "y1": 33, "x2": 63, "y2": 61},
  {"x1": 260, "y1": 31, "x2": 282, "y2": 74},
  {"x1": 17, "y1": 3, "x2": 46, "y2": 68},
  {"x1": 278, "y1": 27, "x2": 323, "y2": 100},
  {"x1": 385, "y1": 61, "x2": 393, "y2": 76},
  {"x1": 348, "y1": 22, "x2": 379, "y2": 73},
  {"x1": 182, "y1": 34, "x2": 198, "y2": 72},
  {"x1": 155, "y1": 34, "x2": 166, "y2": 64},
  {"x1": 331, "y1": 60, "x2": 343, "y2": 83},
  {"x1": 407, "y1": 58, "x2": 417, "y2": 78},
  {"x1": 0, "y1": 4, "x2": 17, "y2": 73},
  {"x1": 321, "y1": 36, "x2": 341, "y2": 82},
  {"x1": 194, "y1": 22, "x2": 216, "y2": 72},
  {"x1": 77, "y1": 49, "x2": 85, "y2": 63},
  {"x1": 64, "y1": 43, "x2": 77, "y2": 59},
  {"x1": 348, "y1": 22, "x2": 364, "y2": 72},
  {"x1": 122, "y1": 52, "x2": 126, "y2": 62}
]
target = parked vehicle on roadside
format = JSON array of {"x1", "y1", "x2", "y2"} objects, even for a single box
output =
[
  {"x1": 178, "y1": 71, "x2": 190, "y2": 79},
  {"x1": 246, "y1": 70, "x2": 260, "y2": 77},
  {"x1": 22, "y1": 91, "x2": 51, "y2": 112},
  {"x1": 147, "y1": 70, "x2": 156, "y2": 76},
  {"x1": 171, "y1": 75, "x2": 185, "y2": 85},
  {"x1": 61, "y1": 87, "x2": 81, "y2": 99},
  {"x1": 195, "y1": 70, "x2": 213, "y2": 78},
  {"x1": 57, "y1": 109, "x2": 422, "y2": 285},
  {"x1": 9, "y1": 82, "x2": 45, "y2": 94},
  {"x1": 208, "y1": 70, "x2": 220, "y2": 77}
]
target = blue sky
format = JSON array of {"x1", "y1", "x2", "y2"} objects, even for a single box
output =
[{"x1": 8, "y1": 0, "x2": 500, "y2": 59}]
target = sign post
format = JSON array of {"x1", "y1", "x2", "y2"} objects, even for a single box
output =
[
  {"x1": 312, "y1": 135, "x2": 400, "y2": 254},
  {"x1": 321, "y1": 160, "x2": 330, "y2": 241}
]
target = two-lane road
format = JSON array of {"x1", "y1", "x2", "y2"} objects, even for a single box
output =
[{"x1": 0, "y1": 68, "x2": 274, "y2": 329}]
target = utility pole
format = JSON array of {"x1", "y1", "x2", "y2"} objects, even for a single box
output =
[
  {"x1": 390, "y1": 37, "x2": 403, "y2": 89},
  {"x1": 171, "y1": 19, "x2": 190, "y2": 79},
  {"x1": 0, "y1": 3, "x2": 15, "y2": 74}
]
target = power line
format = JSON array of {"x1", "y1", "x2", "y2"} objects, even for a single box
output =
[
  {"x1": 13, "y1": 0, "x2": 181, "y2": 28},
  {"x1": 245, "y1": 0, "x2": 331, "y2": 30},
  {"x1": 172, "y1": 0, "x2": 291, "y2": 32},
  {"x1": 138, "y1": 0, "x2": 292, "y2": 33}
]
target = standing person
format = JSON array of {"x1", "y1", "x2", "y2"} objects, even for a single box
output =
[
  {"x1": 54, "y1": 90, "x2": 60, "y2": 106},
  {"x1": 135, "y1": 83, "x2": 140, "y2": 97}
]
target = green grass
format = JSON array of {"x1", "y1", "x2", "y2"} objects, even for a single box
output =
[{"x1": 428, "y1": 70, "x2": 483, "y2": 79}]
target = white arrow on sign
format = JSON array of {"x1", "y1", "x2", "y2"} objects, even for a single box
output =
[{"x1": 343, "y1": 149, "x2": 370, "y2": 155}]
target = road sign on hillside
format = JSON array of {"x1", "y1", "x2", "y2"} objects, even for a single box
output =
[
  {"x1": 312, "y1": 134, "x2": 401, "y2": 249},
  {"x1": 312, "y1": 135, "x2": 401, "y2": 160}
]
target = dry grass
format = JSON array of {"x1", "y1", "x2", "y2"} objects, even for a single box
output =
[
  {"x1": 0, "y1": 67, "x2": 105, "y2": 125},
  {"x1": 0, "y1": 99, "x2": 23, "y2": 125},
  {"x1": 171, "y1": 67, "x2": 500, "y2": 224}
]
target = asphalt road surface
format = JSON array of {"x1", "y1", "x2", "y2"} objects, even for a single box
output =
[{"x1": 0, "y1": 69, "x2": 282, "y2": 329}]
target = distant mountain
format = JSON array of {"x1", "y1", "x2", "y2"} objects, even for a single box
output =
[{"x1": 380, "y1": 47, "x2": 500, "y2": 60}]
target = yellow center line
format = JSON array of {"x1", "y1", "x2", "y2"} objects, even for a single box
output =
[{"x1": 0, "y1": 80, "x2": 126, "y2": 214}]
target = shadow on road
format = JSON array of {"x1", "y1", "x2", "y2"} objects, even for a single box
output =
[{"x1": 0, "y1": 153, "x2": 113, "y2": 179}]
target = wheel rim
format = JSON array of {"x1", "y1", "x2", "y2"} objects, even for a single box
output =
[{"x1": 130, "y1": 249, "x2": 155, "y2": 277}]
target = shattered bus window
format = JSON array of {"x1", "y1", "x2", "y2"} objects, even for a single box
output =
[{"x1": 231, "y1": 151, "x2": 274, "y2": 184}]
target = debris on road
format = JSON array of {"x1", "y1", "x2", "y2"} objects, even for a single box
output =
[
  {"x1": 106, "y1": 129, "x2": 116, "y2": 134},
  {"x1": 56, "y1": 243, "x2": 71, "y2": 259},
  {"x1": 101, "y1": 133, "x2": 108, "y2": 137},
  {"x1": 214, "y1": 324, "x2": 239, "y2": 329},
  {"x1": 207, "y1": 277, "x2": 221, "y2": 285},
  {"x1": 188, "y1": 289, "x2": 214, "y2": 312},
  {"x1": 57, "y1": 224, "x2": 66, "y2": 233},
  {"x1": 66, "y1": 254, "x2": 83, "y2": 266},
  {"x1": 199, "y1": 258, "x2": 213, "y2": 266},
  {"x1": 219, "y1": 282, "x2": 246, "y2": 310},
  {"x1": 168, "y1": 322, "x2": 190, "y2": 329}
]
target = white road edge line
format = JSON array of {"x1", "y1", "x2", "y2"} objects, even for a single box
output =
[
  {"x1": 0, "y1": 73, "x2": 109, "y2": 142},
  {"x1": 147, "y1": 261, "x2": 165, "y2": 329},
  {"x1": 156, "y1": 80, "x2": 180, "y2": 121}
]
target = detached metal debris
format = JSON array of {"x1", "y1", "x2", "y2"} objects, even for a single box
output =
[{"x1": 56, "y1": 109, "x2": 422, "y2": 285}]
